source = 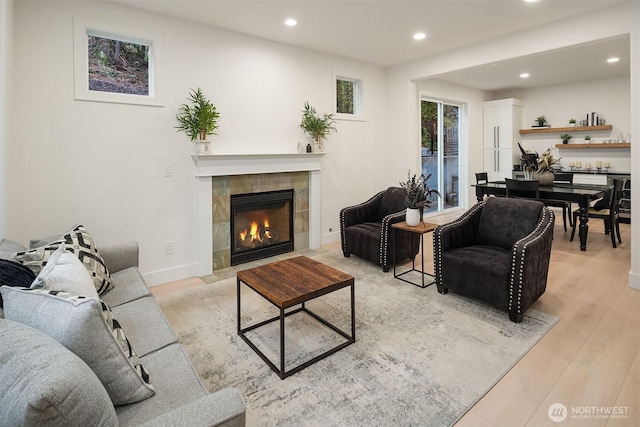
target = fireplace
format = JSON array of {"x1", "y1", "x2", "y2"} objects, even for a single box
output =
[{"x1": 230, "y1": 189, "x2": 294, "y2": 266}]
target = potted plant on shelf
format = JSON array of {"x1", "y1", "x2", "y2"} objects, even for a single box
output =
[
  {"x1": 584, "y1": 135, "x2": 592, "y2": 144},
  {"x1": 399, "y1": 171, "x2": 440, "y2": 226},
  {"x1": 535, "y1": 115, "x2": 547, "y2": 127},
  {"x1": 300, "y1": 101, "x2": 336, "y2": 152},
  {"x1": 176, "y1": 87, "x2": 220, "y2": 154},
  {"x1": 569, "y1": 118, "x2": 576, "y2": 127},
  {"x1": 560, "y1": 133, "x2": 572, "y2": 144},
  {"x1": 534, "y1": 148, "x2": 561, "y2": 186}
]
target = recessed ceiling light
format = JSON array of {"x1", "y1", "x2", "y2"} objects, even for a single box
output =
[
  {"x1": 524, "y1": 0, "x2": 538, "y2": 3},
  {"x1": 413, "y1": 32, "x2": 426, "y2": 40},
  {"x1": 607, "y1": 57, "x2": 620, "y2": 63},
  {"x1": 285, "y1": 18, "x2": 297, "y2": 27},
  {"x1": 520, "y1": 73, "x2": 530, "y2": 78}
]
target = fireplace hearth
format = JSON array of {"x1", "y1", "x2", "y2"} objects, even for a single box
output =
[{"x1": 230, "y1": 189, "x2": 294, "y2": 266}]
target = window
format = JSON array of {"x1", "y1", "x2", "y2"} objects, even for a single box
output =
[
  {"x1": 73, "y1": 16, "x2": 163, "y2": 107},
  {"x1": 421, "y1": 98, "x2": 463, "y2": 214},
  {"x1": 333, "y1": 71, "x2": 364, "y2": 120}
]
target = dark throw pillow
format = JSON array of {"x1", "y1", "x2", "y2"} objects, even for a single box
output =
[{"x1": 0, "y1": 259, "x2": 36, "y2": 308}]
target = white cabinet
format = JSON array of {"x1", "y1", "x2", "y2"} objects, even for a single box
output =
[
  {"x1": 483, "y1": 98, "x2": 523, "y2": 181},
  {"x1": 573, "y1": 173, "x2": 608, "y2": 186}
]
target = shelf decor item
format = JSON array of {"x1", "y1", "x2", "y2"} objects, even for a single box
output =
[
  {"x1": 175, "y1": 87, "x2": 220, "y2": 154},
  {"x1": 569, "y1": 118, "x2": 576, "y2": 127},
  {"x1": 399, "y1": 171, "x2": 440, "y2": 226},
  {"x1": 585, "y1": 135, "x2": 592, "y2": 144},
  {"x1": 533, "y1": 115, "x2": 548, "y2": 128},
  {"x1": 300, "y1": 101, "x2": 336, "y2": 152},
  {"x1": 533, "y1": 148, "x2": 560, "y2": 186},
  {"x1": 560, "y1": 133, "x2": 572, "y2": 144}
]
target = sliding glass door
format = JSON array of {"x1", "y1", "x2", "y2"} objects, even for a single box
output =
[{"x1": 421, "y1": 99, "x2": 461, "y2": 214}]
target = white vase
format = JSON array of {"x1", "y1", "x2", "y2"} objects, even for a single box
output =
[
  {"x1": 197, "y1": 140, "x2": 211, "y2": 155},
  {"x1": 406, "y1": 208, "x2": 421, "y2": 226}
]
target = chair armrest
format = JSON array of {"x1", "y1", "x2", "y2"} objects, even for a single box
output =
[
  {"x1": 379, "y1": 210, "x2": 408, "y2": 268},
  {"x1": 508, "y1": 208, "x2": 555, "y2": 317},
  {"x1": 340, "y1": 190, "x2": 384, "y2": 253},
  {"x1": 99, "y1": 242, "x2": 139, "y2": 273},
  {"x1": 137, "y1": 388, "x2": 246, "y2": 427}
]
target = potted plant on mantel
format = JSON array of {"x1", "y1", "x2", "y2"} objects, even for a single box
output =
[
  {"x1": 399, "y1": 171, "x2": 440, "y2": 226},
  {"x1": 300, "y1": 101, "x2": 336, "y2": 152},
  {"x1": 175, "y1": 87, "x2": 220, "y2": 155}
]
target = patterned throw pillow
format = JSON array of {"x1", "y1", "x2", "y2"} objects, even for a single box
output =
[
  {"x1": 0, "y1": 259, "x2": 36, "y2": 308},
  {"x1": 0, "y1": 287, "x2": 155, "y2": 406},
  {"x1": 13, "y1": 225, "x2": 114, "y2": 296}
]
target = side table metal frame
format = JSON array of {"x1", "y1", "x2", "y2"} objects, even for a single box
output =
[{"x1": 392, "y1": 222, "x2": 436, "y2": 288}]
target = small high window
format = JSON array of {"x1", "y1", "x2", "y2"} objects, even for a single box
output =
[
  {"x1": 333, "y1": 71, "x2": 365, "y2": 121},
  {"x1": 336, "y1": 79, "x2": 355, "y2": 114},
  {"x1": 88, "y1": 36, "x2": 149, "y2": 96}
]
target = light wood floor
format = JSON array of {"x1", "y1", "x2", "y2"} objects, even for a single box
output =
[{"x1": 152, "y1": 208, "x2": 639, "y2": 427}]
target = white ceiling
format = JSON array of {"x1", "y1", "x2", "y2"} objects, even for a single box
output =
[{"x1": 114, "y1": 0, "x2": 631, "y2": 91}]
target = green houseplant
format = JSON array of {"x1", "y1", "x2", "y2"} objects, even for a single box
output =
[
  {"x1": 399, "y1": 171, "x2": 440, "y2": 226},
  {"x1": 536, "y1": 115, "x2": 547, "y2": 127},
  {"x1": 569, "y1": 118, "x2": 576, "y2": 127},
  {"x1": 176, "y1": 88, "x2": 220, "y2": 153},
  {"x1": 300, "y1": 102, "x2": 336, "y2": 150},
  {"x1": 585, "y1": 135, "x2": 592, "y2": 143},
  {"x1": 560, "y1": 133, "x2": 572, "y2": 144}
]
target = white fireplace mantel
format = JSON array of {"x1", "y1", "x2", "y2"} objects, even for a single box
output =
[{"x1": 192, "y1": 153, "x2": 325, "y2": 275}]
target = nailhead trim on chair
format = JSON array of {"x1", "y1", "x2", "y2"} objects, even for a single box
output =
[
  {"x1": 339, "y1": 190, "x2": 384, "y2": 255},
  {"x1": 508, "y1": 207, "x2": 554, "y2": 315},
  {"x1": 380, "y1": 210, "x2": 407, "y2": 268},
  {"x1": 433, "y1": 201, "x2": 486, "y2": 287}
]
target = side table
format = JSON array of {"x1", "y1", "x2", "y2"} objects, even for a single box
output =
[{"x1": 391, "y1": 221, "x2": 437, "y2": 288}]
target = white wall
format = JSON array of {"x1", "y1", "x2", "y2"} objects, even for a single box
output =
[
  {"x1": 387, "y1": 1, "x2": 639, "y2": 288},
  {"x1": 496, "y1": 75, "x2": 631, "y2": 173},
  {"x1": 7, "y1": 1, "x2": 386, "y2": 283},
  {"x1": 0, "y1": 0, "x2": 12, "y2": 237}
]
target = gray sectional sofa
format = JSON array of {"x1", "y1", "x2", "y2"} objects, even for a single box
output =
[{"x1": 0, "y1": 237, "x2": 245, "y2": 426}]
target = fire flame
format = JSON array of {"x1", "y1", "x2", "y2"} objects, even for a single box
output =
[{"x1": 240, "y1": 218, "x2": 272, "y2": 243}]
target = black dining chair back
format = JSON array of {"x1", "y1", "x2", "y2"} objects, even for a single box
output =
[
  {"x1": 570, "y1": 179, "x2": 624, "y2": 248},
  {"x1": 505, "y1": 178, "x2": 540, "y2": 199},
  {"x1": 542, "y1": 172, "x2": 575, "y2": 231},
  {"x1": 475, "y1": 172, "x2": 488, "y2": 185}
]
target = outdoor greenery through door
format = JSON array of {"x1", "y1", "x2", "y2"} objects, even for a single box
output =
[{"x1": 421, "y1": 99, "x2": 461, "y2": 214}]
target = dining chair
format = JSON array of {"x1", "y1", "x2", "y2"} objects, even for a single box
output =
[
  {"x1": 570, "y1": 179, "x2": 624, "y2": 248},
  {"x1": 475, "y1": 172, "x2": 488, "y2": 185},
  {"x1": 542, "y1": 172, "x2": 574, "y2": 231},
  {"x1": 505, "y1": 178, "x2": 540, "y2": 199}
]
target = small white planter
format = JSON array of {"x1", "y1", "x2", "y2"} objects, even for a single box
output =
[
  {"x1": 406, "y1": 208, "x2": 421, "y2": 226},
  {"x1": 197, "y1": 140, "x2": 211, "y2": 155}
]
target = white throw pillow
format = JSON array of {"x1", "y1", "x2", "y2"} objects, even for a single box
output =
[{"x1": 30, "y1": 243, "x2": 99, "y2": 298}]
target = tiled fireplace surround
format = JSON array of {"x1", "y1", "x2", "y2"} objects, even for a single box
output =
[{"x1": 193, "y1": 154, "x2": 324, "y2": 276}]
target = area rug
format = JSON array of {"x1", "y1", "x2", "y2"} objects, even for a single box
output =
[{"x1": 157, "y1": 250, "x2": 558, "y2": 426}]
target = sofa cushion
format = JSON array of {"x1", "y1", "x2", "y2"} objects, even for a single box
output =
[
  {"x1": 13, "y1": 225, "x2": 114, "y2": 296},
  {"x1": 0, "y1": 238, "x2": 27, "y2": 261},
  {"x1": 101, "y1": 266, "x2": 151, "y2": 307},
  {"x1": 111, "y1": 296, "x2": 178, "y2": 357},
  {"x1": 0, "y1": 318, "x2": 117, "y2": 426},
  {"x1": 115, "y1": 343, "x2": 207, "y2": 427},
  {"x1": 476, "y1": 197, "x2": 543, "y2": 250},
  {"x1": 0, "y1": 259, "x2": 36, "y2": 308},
  {"x1": 30, "y1": 243, "x2": 99, "y2": 298},
  {"x1": 1, "y1": 287, "x2": 155, "y2": 405}
]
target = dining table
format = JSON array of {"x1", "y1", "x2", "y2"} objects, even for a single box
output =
[{"x1": 472, "y1": 181, "x2": 611, "y2": 251}]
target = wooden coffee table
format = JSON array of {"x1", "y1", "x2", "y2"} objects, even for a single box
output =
[{"x1": 236, "y1": 256, "x2": 355, "y2": 379}]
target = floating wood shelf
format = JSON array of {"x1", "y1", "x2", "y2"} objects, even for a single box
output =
[
  {"x1": 520, "y1": 125, "x2": 612, "y2": 134},
  {"x1": 555, "y1": 143, "x2": 630, "y2": 149}
]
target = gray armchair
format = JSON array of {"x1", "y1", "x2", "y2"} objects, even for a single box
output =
[
  {"x1": 433, "y1": 197, "x2": 554, "y2": 322},
  {"x1": 340, "y1": 187, "x2": 419, "y2": 272}
]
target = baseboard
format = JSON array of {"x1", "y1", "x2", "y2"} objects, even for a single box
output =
[
  {"x1": 321, "y1": 231, "x2": 340, "y2": 245},
  {"x1": 143, "y1": 263, "x2": 198, "y2": 287},
  {"x1": 629, "y1": 270, "x2": 640, "y2": 290}
]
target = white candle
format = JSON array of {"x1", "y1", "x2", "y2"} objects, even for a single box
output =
[
  {"x1": 576, "y1": 161, "x2": 582, "y2": 168},
  {"x1": 596, "y1": 160, "x2": 602, "y2": 168},
  {"x1": 569, "y1": 161, "x2": 575, "y2": 167},
  {"x1": 586, "y1": 162, "x2": 592, "y2": 169},
  {"x1": 605, "y1": 161, "x2": 611, "y2": 168}
]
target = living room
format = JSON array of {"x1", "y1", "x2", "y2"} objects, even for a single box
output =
[{"x1": 0, "y1": 0, "x2": 638, "y2": 425}]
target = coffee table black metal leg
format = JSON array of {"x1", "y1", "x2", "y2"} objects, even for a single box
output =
[
  {"x1": 280, "y1": 307, "x2": 285, "y2": 379},
  {"x1": 237, "y1": 278, "x2": 241, "y2": 334}
]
